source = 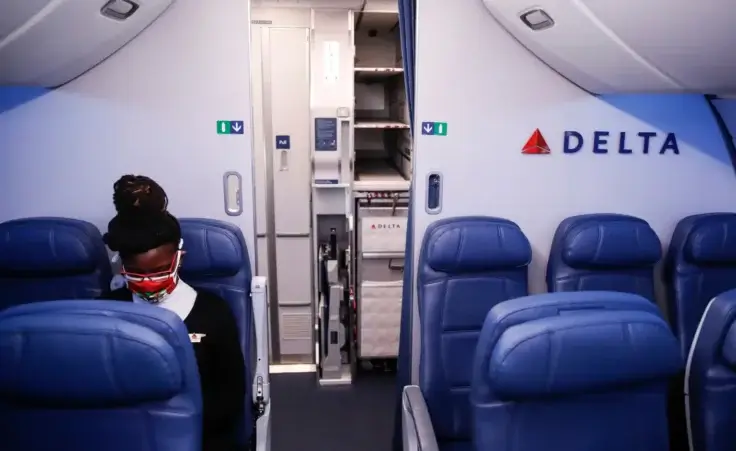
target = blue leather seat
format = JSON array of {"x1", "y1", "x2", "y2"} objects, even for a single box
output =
[
  {"x1": 547, "y1": 214, "x2": 662, "y2": 301},
  {"x1": 417, "y1": 216, "x2": 531, "y2": 451},
  {"x1": 178, "y1": 218, "x2": 254, "y2": 446},
  {"x1": 472, "y1": 301, "x2": 682, "y2": 451},
  {"x1": 0, "y1": 300, "x2": 202, "y2": 451},
  {"x1": 471, "y1": 291, "x2": 662, "y2": 362},
  {"x1": 665, "y1": 213, "x2": 736, "y2": 360},
  {"x1": 0, "y1": 217, "x2": 112, "y2": 309},
  {"x1": 686, "y1": 289, "x2": 736, "y2": 451}
]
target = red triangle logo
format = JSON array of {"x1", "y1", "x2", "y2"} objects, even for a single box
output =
[{"x1": 522, "y1": 129, "x2": 551, "y2": 154}]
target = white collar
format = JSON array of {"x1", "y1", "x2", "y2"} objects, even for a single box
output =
[{"x1": 132, "y1": 280, "x2": 197, "y2": 321}]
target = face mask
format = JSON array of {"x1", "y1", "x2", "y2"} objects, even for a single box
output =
[{"x1": 121, "y1": 240, "x2": 183, "y2": 304}]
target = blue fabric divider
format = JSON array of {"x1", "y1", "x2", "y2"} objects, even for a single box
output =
[{"x1": 393, "y1": 0, "x2": 417, "y2": 449}]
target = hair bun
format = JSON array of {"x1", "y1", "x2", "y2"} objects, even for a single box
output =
[{"x1": 112, "y1": 174, "x2": 168, "y2": 215}]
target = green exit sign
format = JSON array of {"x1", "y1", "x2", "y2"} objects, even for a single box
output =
[
  {"x1": 420, "y1": 121, "x2": 447, "y2": 136},
  {"x1": 217, "y1": 120, "x2": 245, "y2": 135}
]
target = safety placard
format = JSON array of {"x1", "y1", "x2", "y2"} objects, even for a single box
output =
[
  {"x1": 421, "y1": 121, "x2": 447, "y2": 136},
  {"x1": 217, "y1": 120, "x2": 245, "y2": 135}
]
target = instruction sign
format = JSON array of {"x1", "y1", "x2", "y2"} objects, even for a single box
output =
[
  {"x1": 217, "y1": 120, "x2": 245, "y2": 135},
  {"x1": 315, "y1": 118, "x2": 338, "y2": 151},
  {"x1": 421, "y1": 121, "x2": 447, "y2": 136},
  {"x1": 276, "y1": 135, "x2": 291, "y2": 149}
]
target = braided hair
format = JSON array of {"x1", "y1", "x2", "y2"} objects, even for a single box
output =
[{"x1": 103, "y1": 175, "x2": 181, "y2": 259}]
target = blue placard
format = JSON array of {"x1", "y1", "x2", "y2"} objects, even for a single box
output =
[
  {"x1": 230, "y1": 120, "x2": 245, "y2": 134},
  {"x1": 276, "y1": 135, "x2": 290, "y2": 150},
  {"x1": 421, "y1": 122, "x2": 434, "y2": 135},
  {"x1": 315, "y1": 118, "x2": 337, "y2": 151}
]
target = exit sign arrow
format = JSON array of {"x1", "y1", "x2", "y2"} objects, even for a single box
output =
[
  {"x1": 217, "y1": 120, "x2": 245, "y2": 135},
  {"x1": 421, "y1": 121, "x2": 447, "y2": 136}
]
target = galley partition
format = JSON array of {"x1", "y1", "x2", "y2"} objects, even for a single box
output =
[{"x1": 394, "y1": 0, "x2": 417, "y2": 449}]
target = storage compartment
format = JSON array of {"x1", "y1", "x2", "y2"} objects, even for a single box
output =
[
  {"x1": 359, "y1": 206, "x2": 407, "y2": 254},
  {"x1": 353, "y1": 10, "x2": 411, "y2": 192},
  {"x1": 356, "y1": 202, "x2": 407, "y2": 358},
  {"x1": 359, "y1": 281, "x2": 402, "y2": 358}
]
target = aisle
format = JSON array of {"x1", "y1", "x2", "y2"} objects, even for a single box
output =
[{"x1": 270, "y1": 372, "x2": 396, "y2": 451}]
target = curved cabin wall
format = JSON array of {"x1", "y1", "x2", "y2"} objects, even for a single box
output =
[
  {"x1": 0, "y1": 0, "x2": 175, "y2": 87},
  {"x1": 482, "y1": 0, "x2": 736, "y2": 95},
  {"x1": 410, "y1": 0, "x2": 736, "y2": 301},
  {"x1": 0, "y1": 0, "x2": 258, "y2": 268}
]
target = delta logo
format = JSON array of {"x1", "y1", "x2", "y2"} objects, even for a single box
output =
[
  {"x1": 522, "y1": 128, "x2": 680, "y2": 155},
  {"x1": 370, "y1": 223, "x2": 401, "y2": 230}
]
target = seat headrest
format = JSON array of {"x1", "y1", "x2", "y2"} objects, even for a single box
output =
[
  {"x1": 488, "y1": 310, "x2": 682, "y2": 398},
  {"x1": 180, "y1": 219, "x2": 247, "y2": 278},
  {"x1": 0, "y1": 301, "x2": 194, "y2": 408},
  {"x1": 683, "y1": 214, "x2": 736, "y2": 265},
  {"x1": 560, "y1": 215, "x2": 661, "y2": 269},
  {"x1": 423, "y1": 217, "x2": 531, "y2": 274},
  {"x1": 0, "y1": 218, "x2": 106, "y2": 275}
]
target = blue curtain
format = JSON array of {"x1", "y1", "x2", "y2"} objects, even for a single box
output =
[
  {"x1": 399, "y1": 0, "x2": 416, "y2": 130},
  {"x1": 393, "y1": 0, "x2": 416, "y2": 449}
]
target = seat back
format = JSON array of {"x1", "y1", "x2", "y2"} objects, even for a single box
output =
[
  {"x1": 0, "y1": 300, "x2": 202, "y2": 451},
  {"x1": 178, "y1": 218, "x2": 254, "y2": 445},
  {"x1": 472, "y1": 307, "x2": 682, "y2": 451},
  {"x1": 685, "y1": 289, "x2": 736, "y2": 451},
  {"x1": 417, "y1": 216, "x2": 531, "y2": 446},
  {"x1": 665, "y1": 213, "x2": 736, "y2": 359},
  {"x1": 547, "y1": 214, "x2": 661, "y2": 301},
  {"x1": 0, "y1": 217, "x2": 112, "y2": 309},
  {"x1": 471, "y1": 290, "x2": 662, "y2": 393}
]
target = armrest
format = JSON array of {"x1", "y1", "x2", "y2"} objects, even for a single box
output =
[
  {"x1": 402, "y1": 385, "x2": 440, "y2": 451},
  {"x1": 251, "y1": 276, "x2": 271, "y2": 451},
  {"x1": 251, "y1": 276, "x2": 270, "y2": 405}
]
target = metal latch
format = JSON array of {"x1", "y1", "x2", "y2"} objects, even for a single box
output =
[{"x1": 254, "y1": 375, "x2": 266, "y2": 418}]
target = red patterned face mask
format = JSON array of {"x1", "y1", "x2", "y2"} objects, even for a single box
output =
[{"x1": 122, "y1": 242, "x2": 183, "y2": 303}]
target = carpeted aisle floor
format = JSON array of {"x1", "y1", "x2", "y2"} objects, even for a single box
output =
[{"x1": 270, "y1": 372, "x2": 396, "y2": 451}]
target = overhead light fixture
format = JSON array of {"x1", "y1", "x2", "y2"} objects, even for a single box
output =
[{"x1": 520, "y1": 8, "x2": 554, "y2": 31}]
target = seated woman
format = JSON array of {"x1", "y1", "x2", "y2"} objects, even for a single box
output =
[{"x1": 99, "y1": 175, "x2": 246, "y2": 451}]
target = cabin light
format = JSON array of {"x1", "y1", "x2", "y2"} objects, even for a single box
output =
[{"x1": 520, "y1": 8, "x2": 554, "y2": 31}]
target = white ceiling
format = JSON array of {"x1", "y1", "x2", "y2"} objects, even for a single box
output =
[{"x1": 483, "y1": 0, "x2": 736, "y2": 96}]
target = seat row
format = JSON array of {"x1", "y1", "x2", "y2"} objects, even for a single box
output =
[
  {"x1": 401, "y1": 212, "x2": 736, "y2": 451},
  {"x1": 0, "y1": 216, "x2": 269, "y2": 451}
]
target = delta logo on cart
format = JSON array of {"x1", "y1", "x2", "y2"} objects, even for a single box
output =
[
  {"x1": 370, "y1": 223, "x2": 401, "y2": 230},
  {"x1": 522, "y1": 128, "x2": 681, "y2": 155}
]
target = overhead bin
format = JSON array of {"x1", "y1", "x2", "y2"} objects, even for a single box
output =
[
  {"x1": 482, "y1": 0, "x2": 736, "y2": 96},
  {"x1": 0, "y1": 0, "x2": 174, "y2": 87}
]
